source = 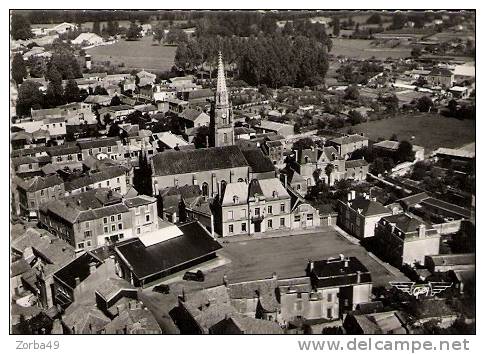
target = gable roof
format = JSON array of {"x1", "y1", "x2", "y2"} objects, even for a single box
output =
[
  {"x1": 179, "y1": 108, "x2": 208, "y2": 122},
  {"x1": 240, "y1": 148, "x2": 275, "y2": 173},
  {"x1": 151, "y1": 146, "x2": 248, "y2": 176},
  {"x1": 347, "y1": 197, "x2": 391, "y2": 216}
]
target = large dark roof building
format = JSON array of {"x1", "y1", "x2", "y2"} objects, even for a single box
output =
[
  {"x1": 114, "y1": 221, "x2": 222, "y2": 287},
  {"x1": 151, "y1": 146, "x2": 248, "y2": 176}
]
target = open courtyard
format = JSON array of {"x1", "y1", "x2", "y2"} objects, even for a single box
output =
[{"x1": 163, "y1": 228, "x2": 408, "y2": 296}]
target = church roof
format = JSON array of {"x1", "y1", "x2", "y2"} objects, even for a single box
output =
[{"x1": 151, "y1": 146, "x2": 248, "y2": 176}]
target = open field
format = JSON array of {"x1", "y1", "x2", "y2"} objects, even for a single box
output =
[
  {"x1": 330, "y1": 38, "x2": 411, "y2": 59},
  {"x1": 164, "y1": 229, "x2": 407, "y2": 297},
  {"x1": 86, "y1": 36, "x2": 176, "y2": 71},
  {"x1": 346, "y1": 113, "x2": 475, "y2": 153}
]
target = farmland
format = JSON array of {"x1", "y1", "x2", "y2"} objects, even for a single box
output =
[
  {"x1": 345, "y1": 113, "x2": 476, "y2": 153},
  {"x1": 86, "y1": 36, "x2": 177, "y2": 72},
  {"x1": 330, "y1": 38, "x2": 411, "y2": 59}
]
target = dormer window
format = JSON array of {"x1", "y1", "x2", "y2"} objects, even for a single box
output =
[
  {"x1": 272, "y1": 191, "x2": 278, "y2": 198},
  {"x1": 233, "y1": 196, "x2": 239, "y2": 204}
]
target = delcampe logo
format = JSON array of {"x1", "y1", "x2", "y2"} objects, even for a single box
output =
[{"x1": 390, "y1": 282, "x2": 453, "y2": 299}]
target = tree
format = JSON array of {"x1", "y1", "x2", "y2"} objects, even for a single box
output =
[
  {"x1": 152, "y1": 22, "x2": 166, "y2": 44},
  {"x1": 325, "y1": 164, "x2": 334, "y2": 183},
  {"x1": 93, "y1": 85, "x2": 108, "y2": 95},
  {"x1": 411, "y1": 47, "x2": 422, "y2": 58},
  {"x1": 344, "y1": 85, "x2": 360, "y2": 100},
  {"x1": 416, "y1": 96, "x2": 433, "y2": 112},
  {"x1": 12, "y1": 53, "x2": 27, "y2": 84},
  {"x1": 193, "y1": 126, "x2": 210, "y2": 148},
  {"x1": 45, "y1": 66, "x2": 64, "y2": 107},
  {"x1": 64, "y1": 79, "x2": 81, "y2": 102},
  {"x1": 366, "y1": 13, "x2": 382, "y2": 25},
  {"x1": 396, "y1": 140, "x2": 414, "y2": 163},
  {"x1": 293, "y1": 137, "x2": 314, "y2": 151},
  {"x1": 16, "y1": 81, "x2": 44, "y2": 117},
  {"x1": 110, "y1": 95, "x2": 121, "y2": 106},
  {"x1": 332, "y1": 18, "x2": 340, "y2": 37},
  {"x1": 92, "y1": 21, "x2": 101, "y2": 35},
  {"x1": 380, "y1": 94, "x2": 399, "y2": 113},
  {"x1": 348, "y1": 110, "x2": 364, "y2": 125},
  {"x1": 166, "y1": 28, "x2": 188, "y2": 45},
  {"x1": 389, "y1": 134, "x2": 398, "y2": 141},
  {"x1": 133, "y1": 151, "x2": 153, "y2": 196},
  {"x1": 11, "y1": 13, "x2": 33, "y2": 40},
  {"x1": 126, "y1": 22, "x2": 142, "y2": 41}
]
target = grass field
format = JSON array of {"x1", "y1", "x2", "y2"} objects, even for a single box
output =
[
  {"x1": 86, "y1": 36, "x2": 177, "y2": 71},
  {"x1": 346, "y1": 113, "x2": 476, "y2": 153},
  {"x1": 330, "y1": 38, "x2": 411, "y2": 59}
]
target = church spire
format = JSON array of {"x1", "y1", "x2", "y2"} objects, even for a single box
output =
[{"x1": 216, "y1": 51, "x2": 228, "y2": 107}]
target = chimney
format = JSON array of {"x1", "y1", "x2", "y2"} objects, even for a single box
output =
[
  {"x1": 89, "y1": 261, "x2": 97, "y2": 274},
  {"x1": 356, "y1": 270, "x2": 361, "y2": 283},
  {"x1": 351, "y1": 190, "x2": 356, "y2": 200},
  {"x1": 272, "y1": 272, "x2": 277, "y2": 280},
  {"x1": 418, "y1": 224, "x2": 426, "y2": 238},
  {"x1": 284, "y1": 174, "x2": 288, "y2": 187},
  {"x1": 347, "y1": 192, "x2": 352, "y2": 201},
  {"x1": 344, "y1": 259, "x2": 349, "y2": 268},
  {"x1": 309, "y1": 260, "x2": 314, "y2": 273},
  {"x1": 223, "y1": 274, "x2": 228, "y2": 286},
  {"x1": 363, "y1": 192, "x2": 368, "y2": 200},
  {"x1": 295, "y1": 149, "x2": 299, "y2": 162},
  {"x1": 75, "y1": 277, "x2": 80, "y2": 286},
  {"x1": 339, "y1": 254, "x2": 345, "y2": 261}
]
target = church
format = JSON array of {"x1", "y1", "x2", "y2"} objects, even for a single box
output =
[
  {"x1": 151, "y1": 52, "x2": 243, "y2": 198},
  {"x1": 209, "y1": 52, "x2": 235, "y2": 147}
]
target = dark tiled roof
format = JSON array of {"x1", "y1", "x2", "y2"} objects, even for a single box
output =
[
  {"x1": 115, "y1": 221, "x2": 221, "y2": 280},
  {"x1": 329, "y1": 134, "x2": 368, "y2": 145},
  {"x1": 345, "y1": 159, "x2": 369, "y2": 169},
  {"x1": 47, "y1": 145, "x2": 81, "y2": 156},
  {"x1": 241, "y1": 148, "x2": 275, "y2": 173},
  {"x1": 124, "y1": 195, "x2": 156, "y2": 208},
  {"x1": 152, "y1": 146, "x2": 248, "y2": 176},
  {"x1": 15, "y1": 175, "x2": 63, "y2": 192},
  {"x1": 381, "y1": 213, "x2": 431, "y2": 233},
  {"x1": 54, "y1": 252, "x2": 102, "y2": 289},
  {"x1": 347, "y1": 196, "x2": 391, "y2": 216},
  {"x1": 430, "y1": 68, "x2": 453, "y2": 76},
  {"x1": 77, "y1": 138, "x2": 119, "y2": 150},
  {"x1": 65, "y1": 166, "x2": 126, "y2": 192},
  {"x1": 179, "y1": 108, "x2": 207, "y2": 122},
  {"x1": 248, "y1": 179, "x2": 263, "y2": 198},
  {"x1": 311, "y1": 256, "x2": 372, "y2": 288}
]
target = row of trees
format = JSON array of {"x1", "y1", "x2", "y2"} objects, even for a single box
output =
[{"x1": 174, "y1": 34, "x2": 330, "y2": 88}]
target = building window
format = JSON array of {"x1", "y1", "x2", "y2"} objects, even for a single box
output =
[
  {"x1": 77, "y1": 154, "x2": 82, "y2": 161},
  {"x1": 118, "y1": 223, "x2": 123, "y2": 230},
  {"x1": 104, "y1": 226, "x2": 109, "y2": 234},
  {"x1": 280, "y1": 218, "x2": 285, "y2": 227},
  {"x1": 327, "y1": 308, "x2": 333, "y2": 319},
  {"x1": 40, "y1": 190, "x2": 44, "y2": 196},
  {"x1": 108, "y1": 146, "x2": 112, "y2": 153},
  {"x1": 223, "y1": 133, "x2": 228, "y2": 143},
  {"x1": 294, "y1": 215, "x2": 301, "y2": 222},
  {"x1": 103, "y1": 217, "x2": 108, "y2": 224},
  {"x1": 146, "y1": 214, "x2": 150, "y2": 223},
  {"x1": 98, "y1": 183, "x2": 101, "y2": 188},
  {"x1": 296, "y1": 184, "x2": 301, "y2": 190},
  {"x1": 110, "y1": 215, "x2": 115, "y2": 222},
  {"x1": 77, "y1": 242, "x2": 84, "y2": 249},
  {"x1": 228, "y1": 224, "x2": 234, "y2": 233},
  {"x1": 118, "y1": 214, "x2": 122, "y2": 220},
  {"x1": 67, "y1": 155, "x2": 73, "y2": 161},
  {"x1": 241, "y1": 222, "x2": 246, "y2": 232},
  {"x1": 280, "y1": 203, "x2": 285, "y2": 213},
  {"x1": 227, "y1": 210, "x2": 234, "y2": 220},
  {"x1": 56, "y1": 156, "x2": 62, "y2": 162},
  {"x1": 307, "y1": 214, "x2": 313, "y2": 221},
  {"x1": 136, "y1": 228, "x2": 140, "y2": 234},
  {"x1": 267, "y1": 219, "x2": 273, "y2": 229},
  {"x1": 28, "y1": 164, "x2": 32, "y2": 170},
  {"x1": 117, "y1": 177, "x2": 120, "y2": 183},
  {"x1": 254, "y1": 208, "x2": 260, "y2": 216},
  {"x1": 297, "y1": 292, "x2": 302, "y2": 299},
  {"x1": 327, "y1": 293, "x2": 333, "y2": 302},
  {"x1": 84, "y1": 230, "x2": 92, "y2": 237},
  {"x1": 106, "y1": 180, "x2": 110, "y2": 186},
  {"x1": 111, "y1": 225, "x2": 116, "y2": 232},
  {"x1": 85, "y1": 221, "x2": 90, "y2": 228},
  {"x1": 89, "y1": 149, "x2": 93, "y2": 155},
  {"x1": 267, "y1": 206, "x2": 272, "y2": 214},
  {"x1": 86, "y1": 240, "x2": 91, "y2": 247}
]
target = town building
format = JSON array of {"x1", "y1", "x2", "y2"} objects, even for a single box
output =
[
  {"x1": 218, "y1": 178, "x2": 291, "y2": 236},
  {"x1": 114, "y1": 220, "x2": 222, "y2": 287},
  {"x1": 327, "y1": 134, "x2": 369, "y2": 157},
  {"x1": 373, "y1": 140, "x2": 425, "y2": 162},
  {"x1": 151, "y1": 146, "x2": 250, "y2": 198},
  {"x1": 337, "y1": 191, "x2": 393, "y2": 239},
  {"x1": 307, "y1": 256, "x2": 373, "y2": 319},
  {"x1": 428, "y1": 67, "x2": 454, "y2": 88},
  {"x1": 374, "y1": 214, "x2": 441, "y2": 267}
]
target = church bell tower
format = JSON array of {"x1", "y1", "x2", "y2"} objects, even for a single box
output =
[{"x1": 210, "y1": 52, "x2": 234, "y2": 147}]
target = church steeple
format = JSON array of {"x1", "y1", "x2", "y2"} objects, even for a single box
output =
[
  {"x1": 210, "y1": 52, "x2": 234, "y2": 147},
  {"x1": 216, "y1": 52, "x2": 228, "y2": 107}
]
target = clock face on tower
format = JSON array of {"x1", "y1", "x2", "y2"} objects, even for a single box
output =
[{"x1": 221, "y1": 113, "x2": 226, "y2": 118}]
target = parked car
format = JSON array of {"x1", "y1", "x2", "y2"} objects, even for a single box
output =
[
  {"x1": 153, "y1": 284, "x2": 170, "y2": 294},
  {"x1": 183, "y1": 270, "x2": 205, "y2": 282}
]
